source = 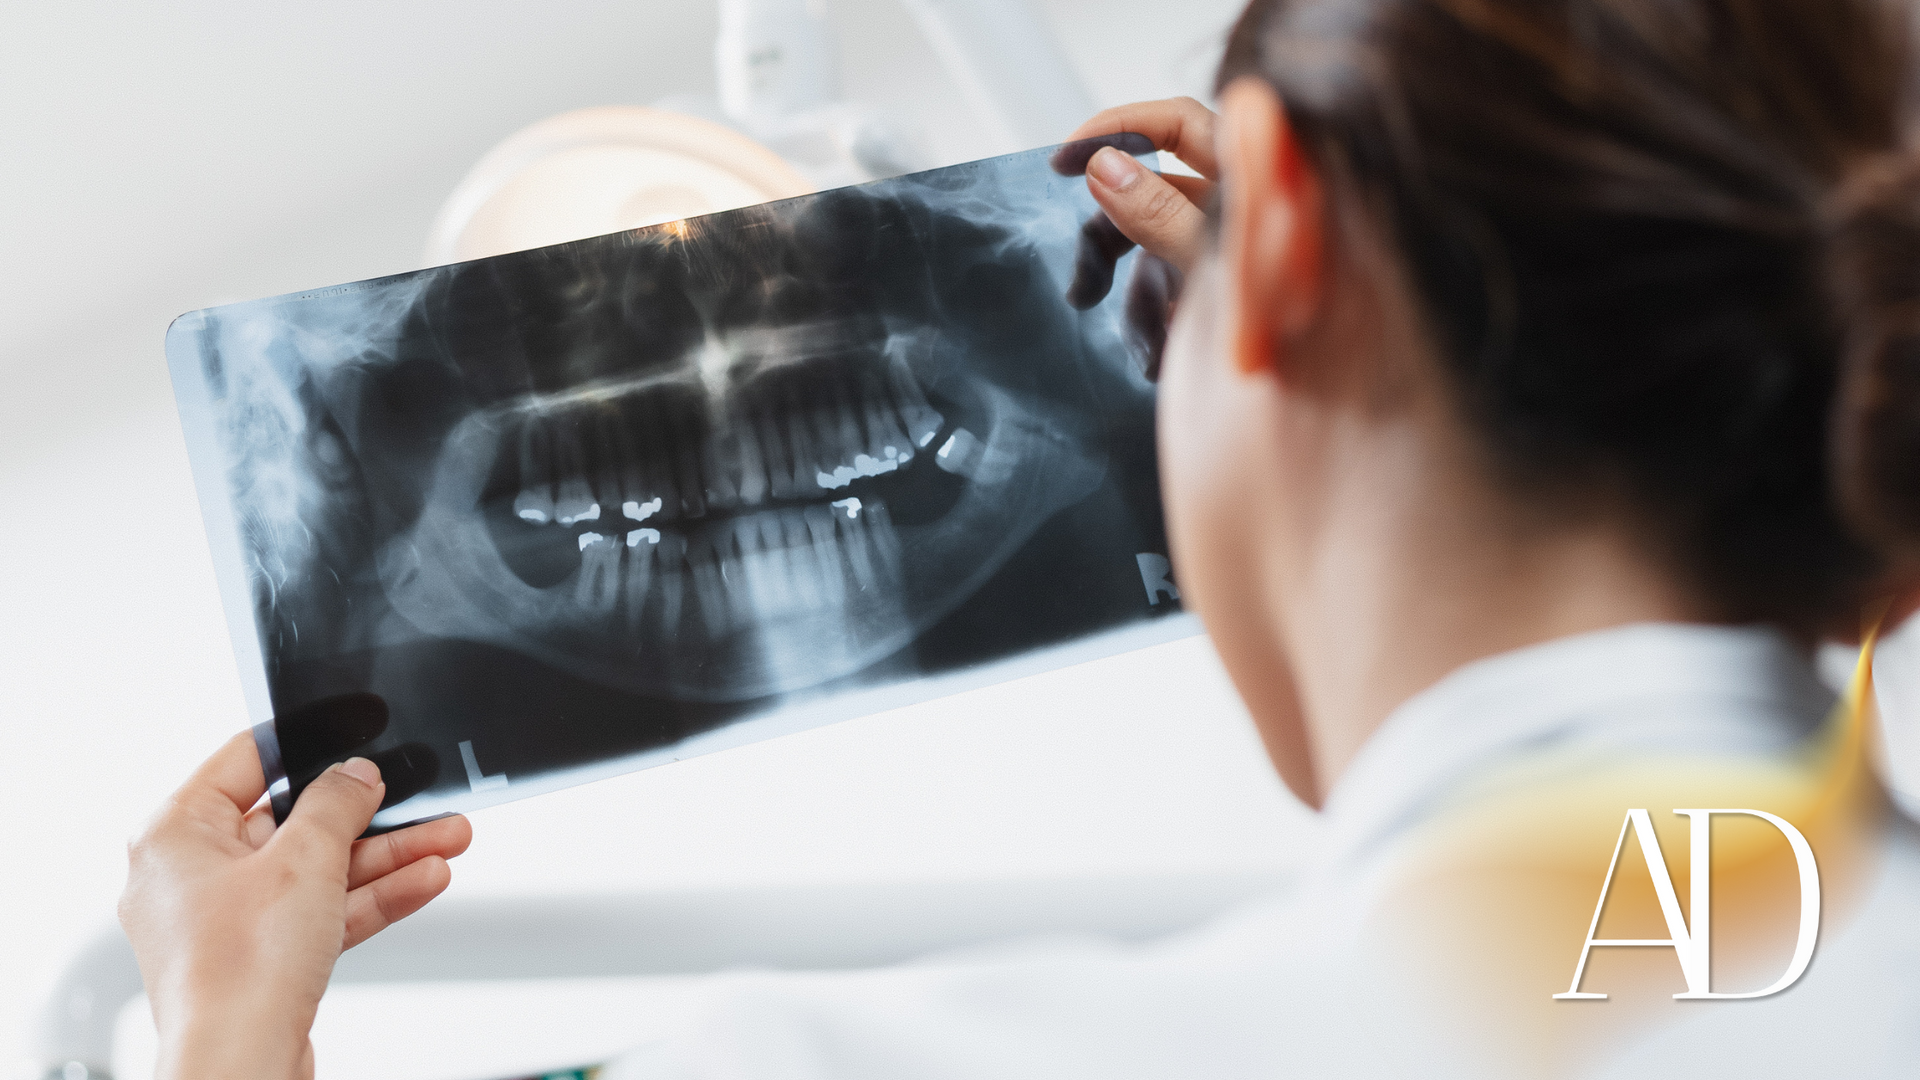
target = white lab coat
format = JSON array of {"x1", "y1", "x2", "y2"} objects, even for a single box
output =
[{"x1": 604, "y1": 624, "x2": 1920, "y2": 1079}]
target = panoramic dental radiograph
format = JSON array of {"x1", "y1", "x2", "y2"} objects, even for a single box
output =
[{"x1": 168, "y1": 135, "x2": 1189, "y2": 831}]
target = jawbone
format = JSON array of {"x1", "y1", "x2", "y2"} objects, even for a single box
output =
[{"x1": 375, "y1": 380, "x2": 1104, "y2": 702}]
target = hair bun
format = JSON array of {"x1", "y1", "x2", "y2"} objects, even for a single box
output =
[{"x1": 1825, "y1": 145, "x2": 1920, "y2": 567}]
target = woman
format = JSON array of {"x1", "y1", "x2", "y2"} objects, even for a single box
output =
[{"x1": 121, "y1": 0, "x2": 1920, "y2": 1076}]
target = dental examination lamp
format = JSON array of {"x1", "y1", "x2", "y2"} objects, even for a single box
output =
[{"x1": 425, "y1": 0, "x2": 1097, "y2": 263}]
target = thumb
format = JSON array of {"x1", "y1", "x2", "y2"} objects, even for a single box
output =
[
  {"x1": 275, "y1": 757, "x2": 385, "y2": 863},
  {"x1": 1085, "y1": 146, "x2": 1208, "y2": 272}
]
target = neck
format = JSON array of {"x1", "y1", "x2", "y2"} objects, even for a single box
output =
[{"x1": 1266, "y1": 405, "x2": 1709, "y2": 807}]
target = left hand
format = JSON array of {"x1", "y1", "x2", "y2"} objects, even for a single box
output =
[{"x1": 119, "y1": 732, "x2": 472, "y2": 1080}]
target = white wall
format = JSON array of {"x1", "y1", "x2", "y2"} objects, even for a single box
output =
[{"x1": 0, "y1": 2, "x2": 1284, "y2": 1076}]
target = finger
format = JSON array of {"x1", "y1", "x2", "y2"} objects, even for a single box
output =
[
  {"x1": 1085, "y1": 147, "x2": 1211, "y2": 271},
  {"x1": 179, "y1": 730, "x2": 270, "y2": 816},
  {"x1": 242, "y1": 802, "x2": 278, "y2": 850},
  {"x1": 1066, "y1": 213, "x2": 1137, "y2": 310},
  {"x1": 271, "y1": 757, "x2": 385, "y2": 868},
  {"x1": 275, "y1": 692, "x2": 389, "y2": 768},
  {"x1": 1162, "y1": 173, "x2": 1217, "y2": 205},
  {"x1": 1049, "y1": 132, "x2": 1157, "y2": 178},
  {"x1": 1066, "y1": 176, "x2": 1214, "y2": 309},
  {"x1": 342, "y1": 854, "x2": 452, "y2": 950},
  {"x1": 1125, "y1": 255, "x2": 1184, "y2": 382},
  {"x1": 1066, "y1": 97, "x2": 1220, "y2": 179},
  {"x1": 346, "y1": 814, "x2": 473, "y2": 891}
]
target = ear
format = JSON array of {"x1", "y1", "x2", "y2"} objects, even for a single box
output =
[{"x1": 1217, "y1": 77, "x2": 1327, "y2": 377}]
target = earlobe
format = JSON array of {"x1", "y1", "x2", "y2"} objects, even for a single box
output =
[{"x1": 1216, "y1": 77, "x2": 1326, "y2": 379}]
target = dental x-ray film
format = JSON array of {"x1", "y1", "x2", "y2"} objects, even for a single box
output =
[{"x1": 167, "y1": 134, "x2": 1194, "y2": 833}]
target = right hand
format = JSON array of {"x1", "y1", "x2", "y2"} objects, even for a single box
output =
[
  {"x1": 1063, "y1": 96, "x2": 1219, "y2": 274},
  {"x1": 1052, "y1": 98, "x2": 1220, "y2": 378}
]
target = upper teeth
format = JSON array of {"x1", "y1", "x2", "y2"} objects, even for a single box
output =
[
  {"x1": 817, "y1": 446, "x2": 908, "y2": 490},
  {"x1": 503, "y1": 350, "x2": 946, "y2": 529}
]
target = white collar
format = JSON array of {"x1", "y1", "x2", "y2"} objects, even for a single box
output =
[{"x1": 1312, "y1": 623, "x2": 1835, "y2": 879}]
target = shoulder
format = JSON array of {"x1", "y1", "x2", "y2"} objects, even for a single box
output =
[{"x1": 1359, "y1": 726, "x2": 1895, "y2": 1073}]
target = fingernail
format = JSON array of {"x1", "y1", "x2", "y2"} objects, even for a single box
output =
[
  {"x1": 1088, "y1": 147, "x2": 1141, "y2": 193},
  {"x1": 338, "y1": 757, "x2": 382, "y2": 788}
]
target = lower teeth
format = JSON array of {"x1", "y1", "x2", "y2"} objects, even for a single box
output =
[{"x1": 561, "y1": 502, "x2": 899, "y2": 642}]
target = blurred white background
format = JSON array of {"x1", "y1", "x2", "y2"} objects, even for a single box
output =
[{"x1": 0, "y1": 1, "x2": 1311, "y2": 1076}]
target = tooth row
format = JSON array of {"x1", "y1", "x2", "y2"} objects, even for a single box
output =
[
  {"x1": 510, "y1": 357, "x2": 945, "y2": 524},
  {"x1": 568, "y1": 502, "x2": 901, "y2": 640}
]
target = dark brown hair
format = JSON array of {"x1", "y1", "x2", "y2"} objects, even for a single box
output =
[{"x1": 1219, "y1": 0, "x2": 1920, "y2": 627}]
